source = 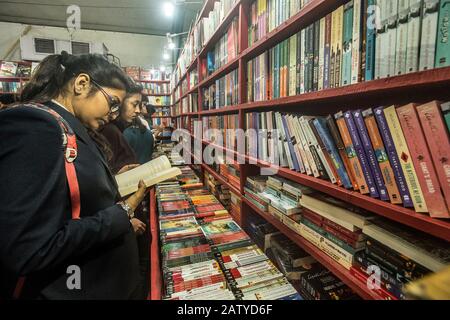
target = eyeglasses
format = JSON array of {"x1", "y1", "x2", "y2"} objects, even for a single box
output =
[{"x1": 90, "y1": 78, "x2": 121, "y2": 114}]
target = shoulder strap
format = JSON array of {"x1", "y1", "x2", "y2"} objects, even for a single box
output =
[{"x1": 11, "y1": 102, "x2": 81, "y2": 299}]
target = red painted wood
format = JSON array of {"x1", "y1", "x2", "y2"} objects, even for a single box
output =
[{"x1": 149, "y1": 188, "x2": 161, "y2": 300}]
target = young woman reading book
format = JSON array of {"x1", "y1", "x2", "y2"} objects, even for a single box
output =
[{"x1": 0, "y1": 52, "x2": 147, "y2": 299}]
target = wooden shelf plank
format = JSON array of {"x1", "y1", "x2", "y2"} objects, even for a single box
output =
[
  {"x1": 242, "y1": 197, "x2": 383, "y2": 300},
  {"x1": 198, "y1": 57, "x2": 240, "y2": 89}
]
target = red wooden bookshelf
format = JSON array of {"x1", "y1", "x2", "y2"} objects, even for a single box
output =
[
  {"x1": 148, "y1": 188, "x2": 162, "y2": 300},
  {"x1": 165, "y1": 0, "x2": 450, "y2": 300},
  {"x1": 242, "y1": 197, "x2": 383, "y2": 300}
]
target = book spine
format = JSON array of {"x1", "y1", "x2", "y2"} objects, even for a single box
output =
[
  {"x1": 324, "y1": 13, "x2": 332, "y2": 89},
  {"x1": 406, "y1": 0, "x2": 423, "y2": 73},
  {"x1": 374, "y1": 107, "x2": 414, "y2": 207},
  {"x1": 296, "y1": 31, "x2": 301, "y2": 94},
  {"x1": 326, "y1": 115, "x2": 360, "y2": 190},
  {"x1": 386, "y1": 0, "x2": 399, "y2": 78},
  {"x1": 330, "y1": 10, "x2": 337, "y2": 88},
  {"x1": 313, "y1": 20, "x2": 320, "y2": 92},
  {"x1": 318, "y1": 17, "x2": 326, "y2": 91},
  {"x1": 334, "y1": 5, "x2": 344, "y2": 88},
  {"x1": 301, "y1": 117, "x2": 328, "y2": 178},
  {"x1": 353, "y1": 110, "x2": 390, "y2": 200},
  {"x1": 344, "y1": 111, "x2": 380, "y2": 198},
  {"x1": 375, "y1": 0, "x2": 386, "y2": 79},
  {"x1": 394, "y1": 0, "x2": 410, "y2": 76},
  {"x1": 287, "y1": 115, "x2": 306, "y2": 173},
  {"x1": 308, "y1": 118, "x2": 338, "y2": 184},
  {"x1": 289, "y1": 35, "x2": 297, "y2": 96},
  {"x1": 307, "y1": 24, "x2": 314, "y2": 93},
  {"x1": 363, "y1": 110, "x2": 403, "y2": 204},
  {"x1": 342, "y1": 1, "x2": 354, "y2": 86},
  {"x1": 435, "y1": 0, "x2": 450, "y2": 68},
  {"x1": 293, "y1": 116, "x2": 313, "y2": 175},
  {"x1": 335, "y1": 114, "x2": 369, "y2": 193},
  {"x1": 360, "y1": 0, "x2": 368, "y2": 81},
  {"x1": 383, "y1": 106, "x2": 428, "y2": 212},
  {"x1": 300, "y1": 29, "x2": 306, "y2": 94},
  {"x1": 351, "y1": 0, "x2": 362, "y2": 84},
  {"x1": 313, "y1": 118, "x2": 353, "y2": 189},
  {"x1": 416, "y1": 101, "x2": 450, "y2": 212},
  {"x1": 397, "y1": 104, "x2": 449, "y2": 218},
  {"x1": 298, "y1": 116, "x2": 320, "y2": 177},
  {"x1": 419, "y1": 0, "x2": 439, "y2": 70},
  {"x1": 365, "y1": 0, "x2": 377, "y2": 80},
  {"x1": 442, "y1": 102, "x2": 450, "y2": 133}
]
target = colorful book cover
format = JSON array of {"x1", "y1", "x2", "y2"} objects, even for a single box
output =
[
  {"x1": 397, "y1": 103, "x2": 450, "y2": 218},
  {"x1": 353, "y1": 110, "x2": 390, "y2": 200},
  {"x1": 374, "y1": 107, "x2": 414, "y2": 207},
  {"x1": 416, "y1": 101, "x2": 450, "y2": 212},
  {"x1": 419, "y1": 0, "x2": 440, "y2": 71},
  {"x1": 313, "y1": 20, "x2": 321, "y2": 91},
  {"x1": 362, "y1": 108, "x2": 403, "y2": 204},
  {"x1": 282, "y1": 114, "x2": 301, "y2": 172},
  {"x1": 342, "y1": 1, "x2": 354, "y2": 86},
  {"x1": 435, "y1": 0, "x2": 450, "y2": 68},
  {"x1": 344, "y1": 111, "x2": 380, "y2": 198},
  {"x1": 326, "y1": 115, "x2": 360, "y2": 190},
  {"x1": 383, "y1": 106, "x2": 428, "y2": 212},
  {"x1": 335, "y1": 112, "x2": 370, "y2": 194},
  {"x1": 365, "y1": 0, "x2": 377, "y2": 80},
  {"x1": 313, "y1": 117, "x2": 353, "y2": 189}
]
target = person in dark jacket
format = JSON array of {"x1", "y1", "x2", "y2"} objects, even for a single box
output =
[
  {"x1": 0, "y1": 51, "x2": 147, "y2": 300},
  {"x1": 100, "y1": 82, "x2": 142, "y2": 174}
]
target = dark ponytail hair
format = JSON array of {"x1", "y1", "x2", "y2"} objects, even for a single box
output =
[{"x1": 21, "y1": 51, "x2": 130, "y2": 103}]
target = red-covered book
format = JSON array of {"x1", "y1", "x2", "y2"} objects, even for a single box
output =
[
  {"x1": 397, "y1": 103, "x2": 449, "y2": 218},
  {"x1": 416, "y1": 101, "x2": 450, "y2": 213}
]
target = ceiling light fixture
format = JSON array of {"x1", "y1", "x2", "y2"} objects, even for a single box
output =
[{"x1": 163, "y1": 2, "x2": 175, "y2": 17}]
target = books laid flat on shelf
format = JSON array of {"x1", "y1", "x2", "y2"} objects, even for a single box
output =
[
  {"x1": 244, "y1": 100, "x2": 450, "y2": 217},
  {"x1": 115, "y1": 155, "x2": 181, "y2": 197}
]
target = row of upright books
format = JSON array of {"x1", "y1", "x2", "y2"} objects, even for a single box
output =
[
  {"x1": 248, "y1": 0, "x2": 307, "y2": 47},
  {"x1": 0, "y1": 81, "x2": 23, "y2": 94},
  {"x1": 199, "y1": 114, "x2": 240, "y2": 146},
  {"x1": 172, "y1": 0, "x2": 238, "y2": 81},
  {"x1": 156, "y1": 164, "x2": 302, "y2": 300},
  {"x1": 202, "y1": 18, "x2": 239, "y2": 78},
  {"x1": 152, "y1": 107, "x2": 171, "y2": 117},
  {"x1": 201, "y1": 69, "x2": 239, "y2": 110},
  {"x1": 147, "y1": 96, "x2": 171, "y2": 106},
  {"x1": 125, "y1": 66, "x2": 170, "y2": 81},
  {"x1": 141, "y1": 82, "x2": 170, "y2": 95},
  {"x1": 243, "y1": 175, "x2": 450, "y2": 299},
  {"x1": 247, "y1": 0, "x2": 450, "y2": 102},
  {"x1": 245, "y1": 100, "x2": 450, "y2": 218}
]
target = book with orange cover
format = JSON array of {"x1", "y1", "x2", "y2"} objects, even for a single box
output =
[
  {"x1": 362, "y1": 108, "x2": 402, "y2": 205},
  {"x1": 334, "y1": 112, "x2": 369, "y2": 194}
]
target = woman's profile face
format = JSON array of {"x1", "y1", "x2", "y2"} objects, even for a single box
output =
[
  {"x1": 121, "y1": 93, "x2": 142, "y2": 123},
  {"x1": 72, "y1": 75, "x2": 126, "y2": 130}
]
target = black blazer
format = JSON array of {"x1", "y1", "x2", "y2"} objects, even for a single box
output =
[{"x1": 0, "y1": 101, "x2": 140, "y2": 299}]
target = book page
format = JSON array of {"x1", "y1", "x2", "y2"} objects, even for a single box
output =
[{"x1": 115, "y1": 156, "x2": 181, "y2": 197}]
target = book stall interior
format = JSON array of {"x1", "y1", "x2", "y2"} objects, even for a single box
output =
[{"x1": 0, "y1": 0, "x2": 449, "y2": 302}]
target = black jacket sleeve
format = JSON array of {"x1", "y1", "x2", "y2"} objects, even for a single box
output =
[{"x1": 0, "y1": 107, "x2": 131, "y2": 276}]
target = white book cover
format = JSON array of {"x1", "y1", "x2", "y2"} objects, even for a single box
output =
[
  {"x1": 291, "y1": 115, "x2": 312, "y2": 175},
  {"x1": 351, "y1": 0, "x2": 362, "y2": 84},
  {"x1": 394, "y1": 0, "x2": 410, "y2": 76},
  {"x1": 289, "y1": 35, "x2": 297, "y2": 96},
  {"x1": 276, "y1": 112, "x2": 294, "y2": 170},
  {"x1": 301, "y1": 115, "x2": 338, "y2": 184},
  {"x1": 386, "y1": 0, "x2": 399, "y2": 77},
  {"x1": 419, "y1": 0, "x2": 439, "y2": 70},
  {"x1": 300, "y1": 29, "x2": 306, "y2": 94},
  {"x1": 287, "y1": 115, "x2": 306, "y2": 173},
  {"x1": 298, "y1": 117, "x2": 320, "y2": 177},
  {"x1": 406, "y1": 0, "x2": 422, "y2": 73},
  {"x1": 318, "y1": 17, "x2": 326, "y2": 91}
]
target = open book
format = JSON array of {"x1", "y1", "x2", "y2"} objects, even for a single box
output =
[{"x1": 115, "y1": 155, "x2": 181, "y2": 197}]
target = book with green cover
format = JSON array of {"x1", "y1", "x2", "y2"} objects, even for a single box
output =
[
  {"x1": 342, "y1": 1, "x2": 354, "y2": 86},
  {"x1": 441, "y1": 102, "x2": 450, "y2": 134},
  {"x1": 435, "y1": 0, "x2": 450, "y2": 68}
]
